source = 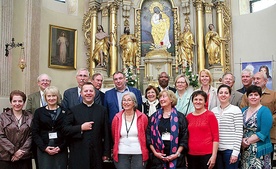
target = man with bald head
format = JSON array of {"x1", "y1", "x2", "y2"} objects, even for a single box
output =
[
  {"x1": 240, "y1": 71, "x2": 276, "y2": 167},
  {"x1": 26, "y1": 73, "x2": 52, "y2": 114}
]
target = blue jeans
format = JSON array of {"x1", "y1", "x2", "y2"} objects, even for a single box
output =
[
  {"x1": 114, "y1": 154, "x2": 146, "y2": 169},
  {"x1": 216, "y1": 150, "x2": 239, "y2": 169}
]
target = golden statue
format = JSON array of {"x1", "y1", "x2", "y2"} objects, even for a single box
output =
[
  {"x1": 92, "y1": 25, "x2": 109, "y2": 67},
  {"x1": 119, "y1": 26, "x2": 138, "y2": 67},
  {"x1": 150, "y1": 2, "x2": 171, "y2": 49},
  {"x1": 178, "y1": 24, "x2": 195, "y2": 68},
  {"x1": 205, "y1": 24, "x2": 222, "y2": 65}
]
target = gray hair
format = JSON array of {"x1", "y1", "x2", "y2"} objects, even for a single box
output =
[
  {"x1": 37, "y1": 74, "x2": 51, "y2": 82},
  {"x1": 222, "y1": 72, "x2": 236, "y2": 82},
  {"x1": 241, "y1": 68, "x2": 253, "y2": 77},
  {"x1": 76, "y1": 68, "x2": 90, "y2": 77},
  {"x1": 121, "y1": 92, "x2": 138, "y2": 110}
]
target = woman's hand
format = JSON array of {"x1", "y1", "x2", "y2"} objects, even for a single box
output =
[
  {"x1": 229, "y1": 155, "x2": 238, "y2": 164},
  {"x1": 241, "y1": 138, "x2": 250, "y2": 149},
  {"x1": 154, "y1": 152, "x2": 167, "y2": 160},
  {"x1": 45, "y1": 146, "x2": 59, "y2": 155},
  {"x1": 207, "y1": 155, "x2": 216, "y2": 169},
  {"x1": 166, "y1": 153, "x2": 178, "y2": 162}
]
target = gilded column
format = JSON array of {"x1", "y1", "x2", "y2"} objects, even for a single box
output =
[
  {"x1": 216, "y1": 2, "x2": 225, "y2": 69},
  {"x1": 193, "y1": 0, "x2": 205, "y2": 71},
  {"x1": 83, "y1": 1, "x2": 100, "y2": 74},
  {"x1": 109, "y1": 3, "x2": 118, "y2": 76}
]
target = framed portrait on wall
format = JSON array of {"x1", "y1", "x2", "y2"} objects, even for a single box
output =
[
  {"x1": 242, "y1": 61, "x2": 272, "y2": 89},
  {"x1": 48, "y1": 24, "x2": 77, "y2": 69}
]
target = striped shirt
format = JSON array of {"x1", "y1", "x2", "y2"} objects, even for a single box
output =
[{"x1": 212, "y1": 104, "x2": 243, "y2": 157}]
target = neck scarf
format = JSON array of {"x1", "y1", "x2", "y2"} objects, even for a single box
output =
[
  {"x1": 147, "y1": 100, "x2": 159, "y2": 117},
  {"x1": 150, "y1": 108, "x2": 179, "y2": 169}
]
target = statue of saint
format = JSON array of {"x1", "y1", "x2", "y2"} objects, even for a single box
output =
[
  {"x1": 92, "y1": 25, "x2": 109, "y2": 67},
  {"x1": 178, "y1": 24, "x2": 195, "y2": 68},
  {"x1": 151, "y1": 6, "x2": 171, "y2": 49},
  {"x1": 119, "y1": 26, "x2": 138, "y2": 67},
  {"x1": 205, "y1": 24, "x2": 222, "y2": 65}
]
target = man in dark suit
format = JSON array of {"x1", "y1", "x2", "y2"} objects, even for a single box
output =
[
  {"x1": 221, "y1": 72, "x2": 243, "y2": 107},
  {"x1": 237, "y1": 68, "x2": 253, "y2": 94},
  {"x1": 157, "y1": 72, "x2": 176, "y2": 93},
  {"x1": 91, "y1": 72, "x2": 105, "y2": 104},
  {"x1": 62, "y1": 82, "x2": 110, "y2": 169},
  {"x1": 62, "y1": 68, "x2": 102, "y2": 110},
  {"x1": 104, "y1": 71, "x2": 143, "y2": 123},
  {"x1": 26, "y1": 73, "x2": 52, "y2": 169}
]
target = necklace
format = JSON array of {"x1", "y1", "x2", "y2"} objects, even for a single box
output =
[{"x1": 124, "y1": 113, "x2": 135, "y2": 138}]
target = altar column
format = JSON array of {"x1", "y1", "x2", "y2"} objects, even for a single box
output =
[
  {"x1": 216, "y1": 2, "x2": 226, "y2": 70},
  {"x1": 193, "y1": 0, "x2": 205, "y2": 71},
  {"x1": 88, "y1": 2, "x2": 100, "y2": 74},
  {"x1": 109, "y1": 3, "x2": 118, "y2": 76}
]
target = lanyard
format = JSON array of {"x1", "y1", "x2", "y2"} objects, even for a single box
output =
[{"x1": 124, "y1": 113, "x2": 135, "y2": 138}]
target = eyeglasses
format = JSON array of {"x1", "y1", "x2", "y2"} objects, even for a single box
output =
[{"x1": 176, "y1": 81, "x2": 186, "y2": 84}]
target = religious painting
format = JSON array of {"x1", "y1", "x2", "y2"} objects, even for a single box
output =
[
  {"x1": 48, "y1": 24, "x2": 77, "y2": 69},
  {"x1": 140, "y1": 0, "x2": 175, "y2": 57},
  {"x1": 242, "y1": 61, "x2": 272, "y2": 89}
]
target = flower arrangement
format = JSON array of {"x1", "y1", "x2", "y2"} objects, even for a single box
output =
[
  {"x1": 184, "y1": 67, "x2": 199, "y2": 88},
  {"x1": 124, "y1": 66, "x2": 138, "y2": 87}
]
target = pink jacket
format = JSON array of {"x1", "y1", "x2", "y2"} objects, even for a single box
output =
[{"x1": 111, "y1": 109, "x2": 149, "y2": 162}]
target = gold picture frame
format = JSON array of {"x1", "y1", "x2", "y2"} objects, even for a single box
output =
[{"x1": 48, "y1": 24, "x2": 77, "y2": 69}]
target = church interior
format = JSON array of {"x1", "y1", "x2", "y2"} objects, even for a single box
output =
[{"x1": 0, "y1": 0, "x2": 276, "y2": 110}]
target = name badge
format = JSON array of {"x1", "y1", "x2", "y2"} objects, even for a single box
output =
[
  {"x1": 162, "y1": 132, "x2": 170, "y2": 141},
  {"x1": 48, "y1": 132, "x2": 58, "y2": 139}
]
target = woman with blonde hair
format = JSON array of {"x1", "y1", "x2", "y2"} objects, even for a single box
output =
[
  {"x1": 147, "y1": 90, "x2": 188, "y2": 169},
  {"x1": 196, "y1": 69, "x2": 219, "y2": 110},
  {"x1": 32, "y1": 86, "x2": 67, "y2": 169}
]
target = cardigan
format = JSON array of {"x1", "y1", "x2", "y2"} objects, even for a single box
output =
[
  {"x1": 112, "y1": 109, "x2": 149, "y2": 162},
  {"x1": 242, "y1": 106, "x2": 273, "y2": 158}
]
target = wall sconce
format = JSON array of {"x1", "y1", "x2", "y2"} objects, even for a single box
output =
[{"x1": 5, "y1": 38, "x2": 26, "y2": 72}]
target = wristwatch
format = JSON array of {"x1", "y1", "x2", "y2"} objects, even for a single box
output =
[{"x1": 176, "y1": 152, "x2": 180, "y2": 157}]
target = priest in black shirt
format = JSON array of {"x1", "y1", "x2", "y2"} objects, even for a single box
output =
[{"x1": 62, "y1": 82, "x2": 110, "y2": 169}]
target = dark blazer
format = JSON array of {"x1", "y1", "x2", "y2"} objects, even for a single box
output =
[
  {"x1": 62, "y1": 103, "x2": 110, "y2": 169},
  {"x1": 62, "y1": 87, "x2": 102, "y2": 110},
  {"x1": 32, "y1": 106, "x2": 67, "y2": 152},
  {"x1": 26, "y1": 91, "x2": 41, "y2": 114},
  {"x1": 104, "y1": 86, "x2": 143, "y2": 123},
  {"x1": 237, "y1": 86, "x2": 247, "y2": 94},
  {"x1": 99, "y1": 90, "x2": 105, "y2": 105},
  {"x1": 157, "y1": 86, "x2": 176, "y2": 93}
]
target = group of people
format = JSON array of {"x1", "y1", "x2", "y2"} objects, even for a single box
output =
[{"x1": 0, "y1": 67, "x2": 275, "y2": 169}]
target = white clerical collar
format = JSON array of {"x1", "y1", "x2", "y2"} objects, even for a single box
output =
[{"x1": 83, "y1": 101, "x2": 94, "y2": 107}]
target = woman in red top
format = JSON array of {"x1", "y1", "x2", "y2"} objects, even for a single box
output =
[
  {"x1": 186, "y1": 90, "x2": 219, "y2": 169},
  {"x1": 112, "y1": 92, "x2": 149, "y2": 169}
]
